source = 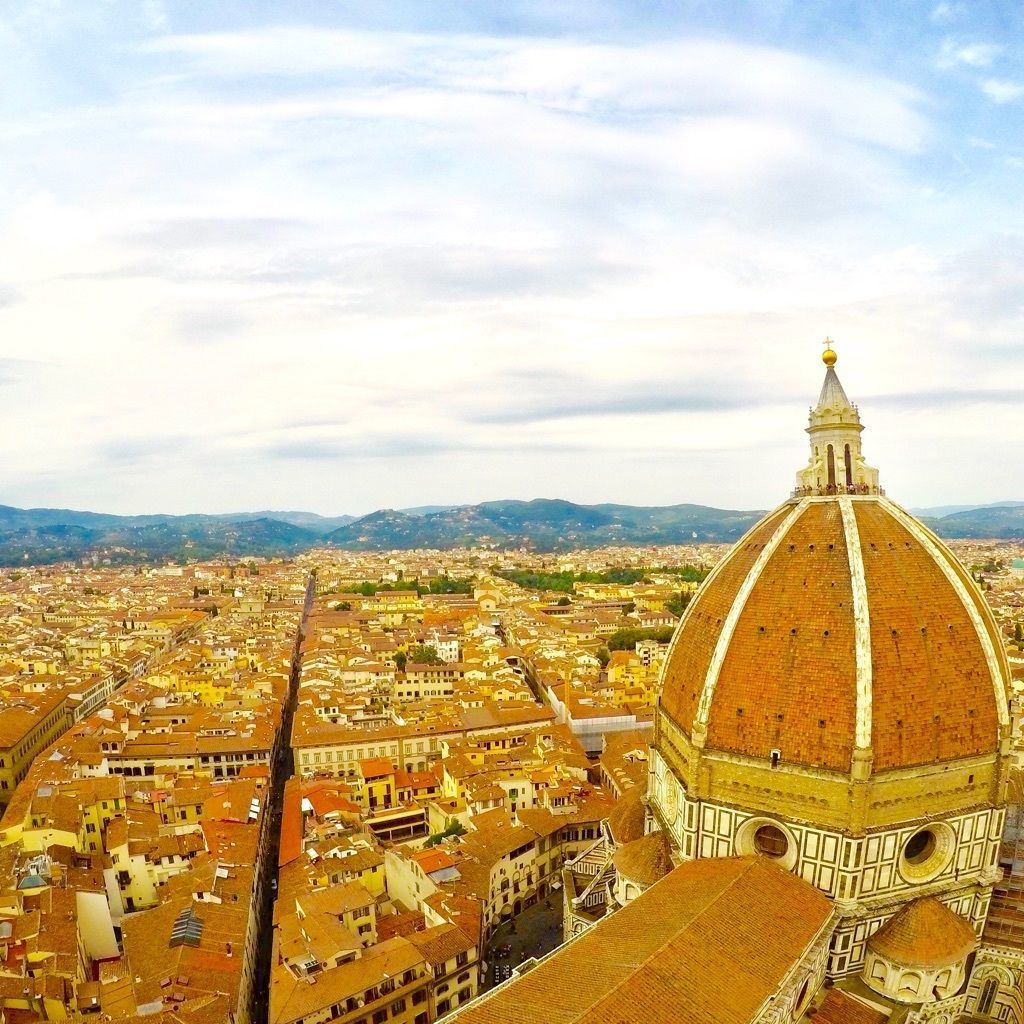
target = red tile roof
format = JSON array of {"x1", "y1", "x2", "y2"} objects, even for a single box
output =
[{"x1": 452, "y1": 856, "x2": 832, "y2": 1024}]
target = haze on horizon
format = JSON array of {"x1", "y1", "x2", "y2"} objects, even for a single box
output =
[{"x1": 2, "y1": 0, "x2": 1023, "y2": 518}]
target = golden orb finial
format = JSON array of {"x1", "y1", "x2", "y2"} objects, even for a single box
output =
[{"x1": 822, "y1": 337, "x2": 837, "y2": 367}]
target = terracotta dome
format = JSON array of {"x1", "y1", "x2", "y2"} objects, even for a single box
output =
[
  {"x1": 607, "y1": 784, "x2": 646, "y2": 845},
  {"x1": 612, "y1": 831, "x2": 674, "y2": 889},
  {"x1": 658, "y1": 350, "x2": 1010, "y2": 777},
  {"x1": 659, "y1": 495, "x2": 1009, "y2": 773},
  {"x1": 868, "y1": 897, "x2": 977, "y2": 968}
]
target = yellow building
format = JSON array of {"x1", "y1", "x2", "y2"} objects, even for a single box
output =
[{"x1": 0, "y1": 690, "x2": 71, "y2": 808}]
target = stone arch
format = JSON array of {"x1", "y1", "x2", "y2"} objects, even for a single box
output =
[{"x1": 896, "y1": 971, "x2": 922, "y2": 999}]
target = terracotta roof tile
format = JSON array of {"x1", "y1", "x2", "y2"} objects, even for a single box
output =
[
  {"x1": 659, "y1": 497, "x2": 1008, "y2": 773},
  {"x1": 813, "y1": 989, "x2": 888, "y2": 1024},
  {"x1": 867, "y1": 897, "x2": 977, "y2": 968},
  {"x1": 452, "y1": 857, "x2": 832, "y2": 1024}
]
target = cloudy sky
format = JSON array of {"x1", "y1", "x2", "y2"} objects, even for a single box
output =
[{"x1": 2, "y1": 1, "x2": 1023, "y2": 516}]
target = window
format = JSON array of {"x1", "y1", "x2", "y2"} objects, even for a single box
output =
[
  {"x1": 373, "y1": 1012, "x2": 387, "y2": 1024},
  {"x1": 897, "y1": 972, "x2": 921, "y2": 998},
  {"x1": 979, "y1": 978, "x2": 998, "y2": 1015},
  {"x1": 898, "y1": 824, "x2": 954, "y2": 884},
  {"x1": 753, "y1": 825, "x2": 788, "y2": 858},
  {"x1": 792, "y1": 977, "x2": 812, "y2": 1019},
  {"x1": 391, "y1": 998, "x2": 405, "y2": 1015},
  {"x1": 904, "y1": 830, "x2": 935, "y2": 865}
]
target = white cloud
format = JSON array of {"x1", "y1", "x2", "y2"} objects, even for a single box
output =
[
  {"x1": 937, "y1": 39, "x2": 1002, "y2": 68},
  {"x1": 0, "y1": 17, "x2": 1022, "y2": 513},
  {"x1": 138, "y1": 30, "x2": 930, "y2": 154},
  {"x1": 982, "y1": 79, "x2": 1024, "y2": 103},
  {"x1": 929, "y1": 3, "x2": 962, "y2": 25}
]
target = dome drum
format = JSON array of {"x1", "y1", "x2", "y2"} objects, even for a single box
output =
[{"x1": 656, "y1": 686, "x2": 1003, "y2": 834}]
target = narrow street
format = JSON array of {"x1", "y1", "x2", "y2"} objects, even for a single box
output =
[{"x1": 251, "y1": 570, "x2": 315, "y2": 1024}]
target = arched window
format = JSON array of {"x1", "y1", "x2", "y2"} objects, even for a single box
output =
[
  {"x1": 898, "y1": 972, "x2": 921, "y2": 998},
  {"x1": 827, "y1": 445, "x2": 836, "y2": 490},
  {"x1": 844, "y1": 444, "x2": 853, "y2": 488},
  {"x1": 979, "y1": 977, "x2": 998, "y2": 1016}
]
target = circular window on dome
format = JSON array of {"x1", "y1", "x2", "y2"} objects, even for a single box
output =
[
  {"x1": 736, "y1": 817, "x2": 798, "y2": 869},
  {"x1": 754, "y1": 824, "x2": 789, "y2": 858},
  {"x1": 897, "y1": 823, "x2": 955, "y2": 884},
  {"x1": 904, "y1": 830, "x2": 935, "y2": 865}
]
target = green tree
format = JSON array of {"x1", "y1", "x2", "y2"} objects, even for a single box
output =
[
  {"x1": 394, "y1": 651, "x2": 407, "y2": 672},
  {"x1": 556, "y1": 596, "x2": 571, "y2": 606},
  {"x1": 665, "y1": 591, "x2": 692, "y2": 617},
  {"x1": 597, "y1": 647, "x2": 611, "y2": 668},
  {"x1": 408, "y1": 644, "x2": 442, "y2": 665},
  {"x1": 424, "y1": 819, "x2": 467, "y2": 847},
  {"x1": 1016, "y1": 622, "x2": 1023, "y2": 643},
  {"x1": 607, "y1": 626, "x2": 675, "y2": 651}
]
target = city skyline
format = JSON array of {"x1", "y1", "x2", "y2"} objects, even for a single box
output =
[{"x1": 3, "y1": 1, "x2": 1024, "y2": 515}]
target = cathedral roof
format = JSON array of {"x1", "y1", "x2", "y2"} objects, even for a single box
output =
[
  {"x1": 867, "y1": 897, "x2": 977, "y2": 968},
  {"x1": 813, "y1": 990, "x2": 888, "y2": 1024},
  {"x1": 451, "y1": 857, "x2": 831, "y2": 1024}
]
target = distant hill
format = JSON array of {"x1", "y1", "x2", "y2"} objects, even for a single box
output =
[
  {"x1": 0, "y1": 497, "x2": 1022, "y2": 565},
  {"x1": 0, "y1": 507, "x2": 321, "y2": 566},
  {"x1": 910, "y1": 501, "x2": 1024, "y2": 519},
  {"x1": 240, "y1": 511, "x2": 356, "y2": 534},
  {"x1": 925, "y1": 504, "x2": 1024, "y2": 539},
  {"x1": 323, "y1": 498, "x2": 767, "y2": 550}
]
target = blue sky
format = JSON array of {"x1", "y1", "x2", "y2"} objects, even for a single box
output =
[{"x1": 1, "y1": 0, "x2": 1023, "y2": 515}]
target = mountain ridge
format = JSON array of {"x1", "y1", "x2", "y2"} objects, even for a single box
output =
[{"x1": 0, "y1": 498, "x2": 1021, "y2": 565}]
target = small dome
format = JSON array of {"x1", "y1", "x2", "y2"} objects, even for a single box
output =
[
  {"x1": 612, "y1": 831, "x2": 673, "y2": 889},
  {"x1": 822, "y1": 343, "x2": 837, "y2": 367},
  {"x1": 607, "y1": 785, "x2": 646, "y2": 846},
  {"x1": 868, "y1": 898, "x2": 977, "y2": 969}
]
